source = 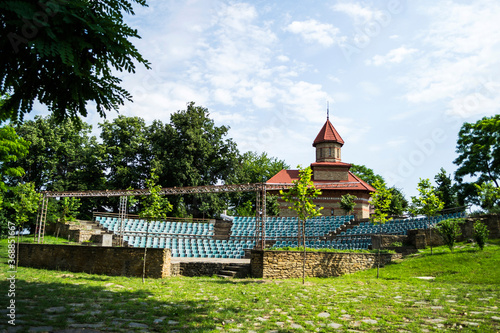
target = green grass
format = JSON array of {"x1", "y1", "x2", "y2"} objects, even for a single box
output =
[{"x1": 1, "y1": 237, "x2": 499, "y2": 332}]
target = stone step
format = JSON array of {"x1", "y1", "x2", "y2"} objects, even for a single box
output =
[
  {"x1": 216, "y1": 274, "x2": 233, "y2": 279},
  {"x1": 218, "y1": 270, "x2": 237, "y2": 277}
]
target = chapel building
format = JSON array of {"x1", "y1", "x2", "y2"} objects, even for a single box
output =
[{"x1": 266, "y1": 116, "x2": 375, "y2": 219}]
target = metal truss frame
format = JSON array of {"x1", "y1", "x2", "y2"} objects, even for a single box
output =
[{"x1": 36, "y1": 181, "x2": 365, "y2": 246}]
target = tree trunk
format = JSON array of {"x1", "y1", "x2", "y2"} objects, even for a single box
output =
[
  {"x1": 429, "y1": 220, "x2": 433, "y2": 255},
  {"x1": 142, "y1": 226, "x2": 149, "y2": 284},
  {"x1": 302, "y1": 219, "x2": 306, "y2": 285},
  {"x1": 377, "y1": 233, "x2": 380, "y2": 279}
]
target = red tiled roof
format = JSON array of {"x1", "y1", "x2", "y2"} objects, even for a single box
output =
[
  {"x1": 313, "y1": 118, "x2": 344, "y2": 147},
  {"x1": 266, "y1": 169, "x2": 299, "y2": 184},
  {"x1": 266, "y1": 169, "x2": 375, "y2": 192},
  {"x1": 310, "y1": 162, "x2": 351, "y2": 168}
]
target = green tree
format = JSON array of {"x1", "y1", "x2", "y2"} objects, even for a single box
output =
[
  {"x1": 58, "y1": 197, "x2": 81, "y2": 223},
  {"x1": 100, "y1": 115, "x2": 151, "y2": 192},
  {"x1": 0, "y1": 124, "x2": 29, "y2": 192},
  {"x1": 340, "y1": 193, "x2": 357, "y2": 216},
  {"x1": 434, "y1": 168, "x2": 459, "y2": 209},
  {"x1": 280, "y1": 166, "x2": 323, "y2": 284},
  {"x1": 350, "y1": 164, "x2": 385, "y2": 186},
  {"x1": 387, "y1": 187, "x2": 408, "y2": 216},
  {"x1": 160, "y1": 103, "x2": 239, "y2": 217},
  {"x1": 435, "y1": 218, "x2": 463, "y2": 252},
  {"x1": 370, "y1": 179, "x2": 393, "y2": 278},
  {"x1": 228, "y1": 151, "x2": 288, "y2": 217},
  {"x1": 0, "y1": 0, "x2": 150, "y2": 122},
  {"x1": 474, "y1": 182, "x2": 500, "y2": 213},
  {"x1": 410, "y1": 178, "x2": 445, "y2": 254},
  {"x1": 473, "y1": 221, "x2": 489, "y2": 250},
  {"x1": 11, "y1": 115, "x2": 106, "y2": 218},
  {"x1": 139, "y1": 167, "x2": 172, "y2": 283},
  {"x1": 350, "y1": 164, "x2": 406, "y2": 215},
  {"x1": 454, "y1": 115, "x2": 500, "y2": 204},
  {"x1": 8, "y1": 182, "x2": 40, "y2": 268}
]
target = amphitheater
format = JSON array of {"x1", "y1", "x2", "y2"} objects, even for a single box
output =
[
  {"x1": 96, "y1": 212, "x2": 465, "y2": 259},
  {"x1": 23, "y1": 116, "x2": 472, "y2": 278}
]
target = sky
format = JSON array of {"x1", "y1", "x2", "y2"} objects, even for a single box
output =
[{"x1": 36, "y1": 0, "x2": 500, "y2": 198}]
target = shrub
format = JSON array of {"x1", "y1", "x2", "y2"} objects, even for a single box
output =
[
  {"x1": 473, "y1": 221, "x2": 490, "y2": 250},
  {"x1": 435, "y1": 218, "x2": 463, "y2": 252}
]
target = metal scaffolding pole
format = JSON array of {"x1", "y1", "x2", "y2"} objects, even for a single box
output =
[
  {"x1": 34, "y1": 181, "x2": 365, "y2": 245},
  {"x1": 35, "y1": 195, "x2": 48, "y2": 244},
  {"x1": 118, "y1": 196, "x2": 128, "y2": 247}
]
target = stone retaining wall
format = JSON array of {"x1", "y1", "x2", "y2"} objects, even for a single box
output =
[
  {"x1": 18, "y1": 243, "x2": 171, "y2": 278},
  {"x1": 47, "y1": 221, "x2": 97, "y2": 243},
  {"x1": 375, "y1": 215, "x2": 500, "y2": 250},
  {"x1": 251, "y1": 250, "x2": 401, "y2": 279}
]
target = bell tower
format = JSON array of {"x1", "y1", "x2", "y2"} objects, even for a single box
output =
[
  {"x1": 312, "y1": 112, "x2": 344, "y2": 163},
  {"x1": 311, "y1": 109, "x2": 350, "y2": 182}
]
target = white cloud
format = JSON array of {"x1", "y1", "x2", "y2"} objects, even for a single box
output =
[
  {"x1": 332, "y1": 2, "x2": 385, "y2": 24},
  {"x1": 401, "y1": 0, "x2": 500, "y2": 118},
  {"x1": 366, "y1": 46, "x2": 418, "y2": 66},
  {"x1": 285, "y1": 19, "x2": 343, "y2": 47}
]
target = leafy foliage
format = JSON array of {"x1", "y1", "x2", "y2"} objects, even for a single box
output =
[
  {"x1": 410, "y1": 178, "x2": 445, "y2": 218},
  {"x1": 8, "y1": 104, "x2": 287, "y2": 219},
  {"x1": 474, "y1": 181, "x2": 500, "y2": 212},
  {"x1": 0, "y1": 123, "x2": 30, "y2": 191},
  {"x1": 387, "y1": 187, "x2": 408, "y2": 216},
  {"x1": 58, "y1": 197, "x2": 81, "y2": 223},
  {"x1": 350, "y1": 164, "x2": 385, "y2": 186},
  {"x1": 100, "y1": 116, "x2": 151, "y2": 191},
  {"x1": 369, "y1": 179, "x2": 392, "y2": 278},
  {"x1": 140, "y1": 168, "x2": 172, "y2": 221},
  {"x1": 340, "y1": 193, "x2": 356, "y2": 215},
  {"x1": 350, "y1": 164, "x2": 407, "y2": 215},
  {"x1": 8, "y1": 182, "x2": 40, "y2": 227},
  {"x1": 435, "y1": 218, "x2": 463, "y2": 252},
  {"x1": 434, "y1": 168, "x2": 460, "y2": 209},
  {"x1": 229, "y1": 151, "x2": 288, "y2": 216},
  {"x1": 280, "y1": 166, "x2": 323, "y2": 223},
  {"x1": 11, "y1": 115, "x2": 106, "y2": 218},
  {"x1": 0, "y1": 0, "x2": 150, "y2": 122},
  {"x1": 454, "y1": 115, "x2": 500, "y2": 204},
  {"x1": 473, "y1": 220, "x2": 490, "y2": 250},
  {"x1": 280, "y1": 166, "x2": 323, "y2": 245},
  {"x1": 370, "y1": 179, "x2": 393, "y2": 225}
]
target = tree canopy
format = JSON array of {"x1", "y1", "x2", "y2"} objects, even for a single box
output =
[
  {"x1": 434, "y1": 168, "x2": 459, "y2": 209},
  {"x1": 410, "y1": 178, "x2": 444, "y2": 217},
  {"x1": 0, "y1": 0, "x2": 150, "y2": 122},
  {"x1": 350, "y1": 164, "x2": 385, "y2": 186},
  {"x1": 280, "y1": 166, "x2": 323, "y2": 232},
  {"x1": 7, "y1": 103, "x2": 288, "y2": 220},
  {"x1": 454, "y1": 115, "x2": 500, "y2": 188}
]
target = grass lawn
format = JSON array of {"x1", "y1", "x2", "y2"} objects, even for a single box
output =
[{"x1": 1, "y1": 237, "x2": 499, "y2": 332}]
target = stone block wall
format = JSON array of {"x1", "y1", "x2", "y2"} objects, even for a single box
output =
[
  {"x1": 251, "y1": 250, "x2": 400, "y2": 279},
  {"x1": 18, "y1": 243, "x2": 171, "y2": 278},
  {"x1": 47, "y1": 221, "x2": 98, "y2": 243}
]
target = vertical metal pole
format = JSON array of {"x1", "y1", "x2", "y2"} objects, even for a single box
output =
[
  {"x1": 36, "y1": 195, "x2": 48, "y2": 244},
  {"x1": 261, "y1": 183, "x2": 266, "y2": 251},
  {"x1": 255, "y1": 189, "x2": 261, "y2": 249},
  {"x1": 118, "y1": 196, "x2": 127, "y2": 247}
]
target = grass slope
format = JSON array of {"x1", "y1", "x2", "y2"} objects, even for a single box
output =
[{"x1": 0, "y1": 237, "x2": 499, "y2": 332}]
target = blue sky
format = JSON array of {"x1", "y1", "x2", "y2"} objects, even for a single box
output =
[{"x1": 41, "y1": 0, "x2": 500, "y2": 198}]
